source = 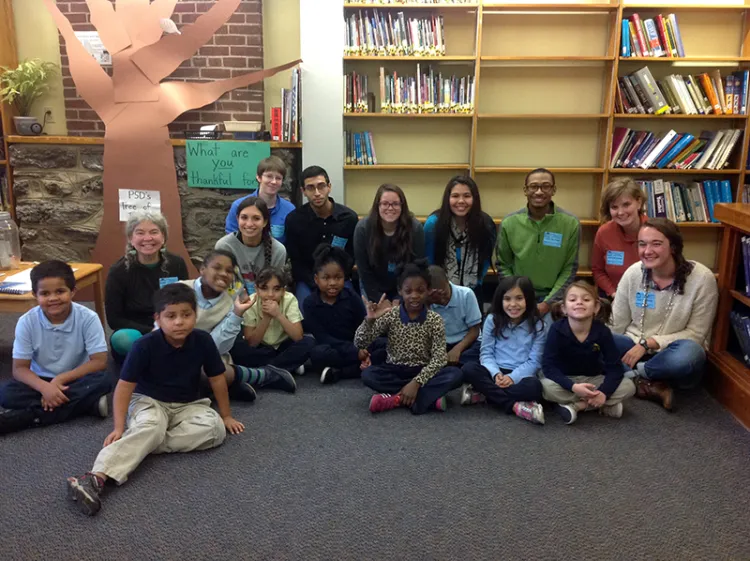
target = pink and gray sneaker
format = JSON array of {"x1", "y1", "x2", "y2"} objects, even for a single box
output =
[
  {"x1": 434, "y1": 397, "x2": 447, "y2": 412},
  {"x1": 369, "y1": 393, "x2": 402, "y2": 413},
  {"x1": 512, "y1": 401, "x2": 545, "y2": 425}
]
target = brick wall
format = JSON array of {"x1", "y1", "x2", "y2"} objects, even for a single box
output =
[{"x1": 58, "y1": 0, "x2": 264, "y2": 137}]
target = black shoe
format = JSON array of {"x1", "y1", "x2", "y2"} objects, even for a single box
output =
[
  {"x1": 67, "y1": 473, "x2": 103, "y2": 516},
  {"x1": 260, "y1": 365, "x2": 297, "y2": 393},
  {"x1": 320, "y1": 367, "x2": 341, "y2": 385},
  {"x1": 228, "y1": 380, "x2": 257, "y2": 402},
  {"x1": 0, "y1": 407, "x2": 35, "y2": 435}
]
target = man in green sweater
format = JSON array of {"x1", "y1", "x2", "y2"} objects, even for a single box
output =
[{"x1": 497, "y1": 168, "x2": 581, "y2": 315}]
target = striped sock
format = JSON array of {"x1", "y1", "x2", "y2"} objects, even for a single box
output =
[{"x1": 234, "y1": 365, "x2": 265, "y2": 385}]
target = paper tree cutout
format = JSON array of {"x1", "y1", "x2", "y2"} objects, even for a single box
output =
[{"x1": 42, "y1": 0, "x2": 301, "y2": 275}]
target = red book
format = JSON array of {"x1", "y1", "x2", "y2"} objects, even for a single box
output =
[
  {"x1": 655, "y1": 15, "x2": 672, "y2": 58},
  {"x1": 271, "y1": 107, "x2": 282, "y2": 141},
  {"x1": 630, "y1": 14, "x2": 649, "y2": 56}
]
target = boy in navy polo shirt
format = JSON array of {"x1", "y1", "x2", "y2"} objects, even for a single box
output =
[
  {"x1": 66, "y1": 284, "x2": 244, "y2": 516},
  {"x1": 427, "y1": 266, "x2": 482, "y2": 365},
  {"x1": 224, "y1": 155, "x2": 295, "y2": 243},
  {"x1": 0, "y1": 260, "x2": 110, "y2": 435}
]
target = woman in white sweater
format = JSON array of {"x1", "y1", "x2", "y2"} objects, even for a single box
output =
[{"x1": 611, "y1": 218, "x2": 718, "y2": 410}]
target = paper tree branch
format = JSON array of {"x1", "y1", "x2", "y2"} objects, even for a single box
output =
[
  {"x1": 131, "y1": 0, "x2": 241, "y2": 85},
  {"x1": 112, "y1": 49, "x2": 160, "y2": 103},
  {"x1": 86, "y1": 0, "x2": 132, "y2": 55},
  {"x1": 136, "y1": 0, "x2": 180, "y2": 49},
  {"x1": 42, "y1": 0, "x2": 118, "y2": 122},
  {"x1": 114, "y1": 0, "x2": 151, "y2": 41},
  {"x1": 159, "y1": 59, "x2": 302, "y2": 126}
]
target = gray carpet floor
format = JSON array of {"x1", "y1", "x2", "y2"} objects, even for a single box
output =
[{"x1": 1, "y1": 307, "x2": 750, "y2": 561}]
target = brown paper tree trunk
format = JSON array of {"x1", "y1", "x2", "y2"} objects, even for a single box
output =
[{"x1": 42, "y1": 0, "x2": 300, "y2": 276}]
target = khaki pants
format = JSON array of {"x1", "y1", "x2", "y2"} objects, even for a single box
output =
[
  {"x1": 92, "y1": 394, "x2": 226, "y2": 484},
  {"x1": 541, "y1": 375, "x2": 636, "y2": 406}
]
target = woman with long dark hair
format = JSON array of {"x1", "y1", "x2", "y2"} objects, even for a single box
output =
[
  {"x1": 611, "y1": 218, "x2": 718, "y2": 411},
  {"x1": 424, "y1": 176, "x2": 496, "y2": 301},
  {"x1": 353, "y1": 184, "x2": 425, "y2": 302}
]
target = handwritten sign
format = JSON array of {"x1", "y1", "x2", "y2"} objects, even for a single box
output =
[
  {"x1": 75, "y1": 31, "x2": 112, "y2": 65},
  {"x1": 119, "y1": 189, "x2": 161, "y2": 221},
  {"x1": 186, "y1": 141, "x2": 271, "y2": 189}
]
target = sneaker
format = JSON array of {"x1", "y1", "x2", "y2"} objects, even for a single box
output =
[
  {"x1": 512, "y1": 401, "x2": 545, "y2": 425},
  {"x1": 228, "y1": 380, "x2": 257, "y2": 402},
  {"x1": 599, "y1": 402, "x2": 623, "y2": 419},
  {"x1": 295, "y1": 365, "x2": 305, "y2": 376},
  {"x1": 459, "y1": 384, "x2": 485, "y2": 406},
  {"x1": 554, "y1": 404, "x2": 577, "y2": 425},
  {"x1": 434, "y1": 396, "x2": 447, "y2": 412},
  {"x1": 94, "y1": 396, "x2": 108, "y2": 418},
  {"x1": 320, "y1": 367, "x2": 341, "y2": 385},
  {"x1": 66, "y1": 473, "x2": 104, "y2": 516},
  {"x1": 0, "y1": 407, "x2": 35, "y2": 435},
  {"x1": 369, "y1": 393, "x2": 401, "y2": 413},
  {"x1": 261, "y1": 365, "x2": 296, "y2": 393}
]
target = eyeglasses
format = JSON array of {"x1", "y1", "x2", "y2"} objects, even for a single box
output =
[
  {"x1": 303, "y1": 183, "x2": 330, "y2": 193},
  {"x1": 379, "y1": 201, "x2": 402, "y2": 210},
  {"x1": 261, "y1": 173, "x2": 284, "y2": 183},
  {"x1": 524, "y1": 183, "x2": 555, "y2": 194}
]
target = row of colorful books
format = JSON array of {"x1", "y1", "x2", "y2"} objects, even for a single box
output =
[
  {"x1": 345, "y1": 11, "x2": 447, "y2": 57},
  {"x1": 616, "y1": 67, "x2": 749, "y2": 116},
  {"x1": 729, "y1": 311, "x2": 750, "y2": 365},
  {"x1": 271, "y1": 68, "x2": 301, "y2": 143},
  {"x1": 638, "y1": 179, "x2": 733, "y2": 224},
  {"x1": 611, "y1": 128, "x2": 741, "y2": 170},
  {"x1": 345, "y1": 131, "x2": 379, "y2": 165},
  {"x1": 621, "y1": 13, "x2": 685, "y2": 58}
]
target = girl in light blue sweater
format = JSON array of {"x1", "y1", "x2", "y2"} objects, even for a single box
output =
[{"x1": 460, "y1": 276, "x2": 547, "y2": 424}]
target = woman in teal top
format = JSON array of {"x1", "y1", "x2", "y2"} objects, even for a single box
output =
[{"x1": 424, "y1": 176, "x2": 496, "y2": 303}]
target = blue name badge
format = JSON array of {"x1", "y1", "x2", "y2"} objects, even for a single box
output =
[
  {"x1": 331, "y1": 235, "x2": 348, "y2": 249},
  {"x1": 159, "y1": 277, "x2": 178, "y2": 288},
  {"x1": 542, "y1": 232, "x2": 563, "y2": 248},
  {"x1": 244, "y1": 280, "x2": 256, "y2": 295},
  {"x1": 270, "y1": 224, "x2": 285, "y2": 239},
  {"x1": 635, "y1": 291, "x2": 656, "y2": 309},
  {"x1": 387, "y1": 262, "x2": 396, "y2": 273},
  {"x1": 606, "y1": 250, "x2": 625, "y2": 266}
]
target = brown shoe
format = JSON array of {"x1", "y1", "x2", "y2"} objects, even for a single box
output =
[{"x1": 635, "y1": 378, "x2": 674, "y2": 411}]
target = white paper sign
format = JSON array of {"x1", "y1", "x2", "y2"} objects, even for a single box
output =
[
  {"x1": 75, "y1": 31, "x2": 112, "y2": 65},
  {"x1": 119, "y1": 189, "x2": 161, "y2": 222}
]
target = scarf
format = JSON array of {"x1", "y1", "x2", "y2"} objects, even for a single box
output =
[{"x1": 443, "y1": 219, "x2": 480, "y2": 288}]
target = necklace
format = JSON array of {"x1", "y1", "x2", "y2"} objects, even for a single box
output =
[{"x1": 637, "y1": 271, "x2": 676, "y2": 340}]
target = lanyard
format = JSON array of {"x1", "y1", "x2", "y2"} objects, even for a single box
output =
[{"x1": 638, "y1": 274, "x2": 676, "y2": 340}]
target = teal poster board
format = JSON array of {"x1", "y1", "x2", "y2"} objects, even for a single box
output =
[{"x1": 186, "y1": 140, "x2": 271, "y2": 189}]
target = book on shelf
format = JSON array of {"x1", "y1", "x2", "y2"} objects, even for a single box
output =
[
  {"x1": 742, "y1": 184, "x2": 750, "y2": 203},
  {"x1": 279, "y1": 68, "x2": 302, "y2": 143},
  {"x1": 615, "y1": 67, "x2": 749, "y2": 116},
  {"x1": 345, "y1": 10, "x2": 447, "y2": 57},
  {"x1": 729, "y1": 310, "x2": 750, "y2": 366},
  {"x1": 345, "y1": 131, "x2": 378, "y2": 165},
  {"x1": 611, "y1": 127, "x2": 741, "y2": 170},
  {"x1": 636, "y1": 178, "x2": 733, "y2": 224},
  {"x1": 621, "y1": 13, "x2": 684, "y2": 58}
]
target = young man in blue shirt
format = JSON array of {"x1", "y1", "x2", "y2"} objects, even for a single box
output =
[
  {"x1": 66, "y1": 283, "x2": 244, "y2": 516},
  {"x1": 427, "y1": 266, "x2": 482, "y2": 365},
  {"x1": 224, "y1": 155, "x2": 296, "y2": 243},
  {"x1": 0, "y1": 260, "x2": 111, "y2": 435}
]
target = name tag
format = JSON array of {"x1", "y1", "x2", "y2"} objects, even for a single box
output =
[
  {"x1": 331, "y1": 235, "x2": 348, "y2": 249},
  {"x1": 635, "y1": 291, "x2": 656, "y2": 309},
  {"x1": 543, "y1": 232, "x2": 563, "y2": 248},
  {"x1": 606, "y1": 250, "x2": 625, "y2": 266},
  {"x1": 159, "y1": 277, "x2": 178, "y2": 288},
  {"x1": 270, "y1": 224, "x2": 285, "y2": 239},
  {"x1": 244, "y1": 281, "x2": 256, "y2": 295},
  {"x1": 387, "y1": 262, "x2": 396, "y2": 273}
]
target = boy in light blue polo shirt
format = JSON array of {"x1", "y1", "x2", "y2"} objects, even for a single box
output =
[
  {"x1": 428, "y1": 266, "x2": 482, "y2": 365},
  {"x1": 0, "y1": 260, "x2": 111, "y2": 435}
]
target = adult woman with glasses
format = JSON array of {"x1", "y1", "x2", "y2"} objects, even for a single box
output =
[
  {"x1": 224, "y1": 155, "x2": 295, "y2": 244},
  {"x1": 611, "y1": 218, "x2": 717, "y2": 411},
  {"x1": 353, "y1": 184, "x2": 425, "y2": 303}
]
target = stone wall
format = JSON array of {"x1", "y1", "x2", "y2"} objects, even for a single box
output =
[{"x1": 9, "y1": 143, "x2": 300, "y2": 266}]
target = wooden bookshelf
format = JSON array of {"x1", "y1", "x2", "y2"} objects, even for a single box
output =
[
  {"x1": 0, "y1": 0, "x2": 16, "y2": 215},
  {"x1": 342, "y1": 1, "x2": 750, "y2": 274}
]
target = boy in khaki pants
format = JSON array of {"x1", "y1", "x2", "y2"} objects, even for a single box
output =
[{"x1": 66, "y1": 283, "x2": 244, "y2": 516}]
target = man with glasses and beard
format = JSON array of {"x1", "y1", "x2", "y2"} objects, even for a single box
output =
[{"x1": 496, "y1": 168, "x2": 581, "y2": 316}]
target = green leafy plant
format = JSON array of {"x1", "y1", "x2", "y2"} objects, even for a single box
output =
[{"x1": 0, "y1": 59, "x2": 58, "y2": 116}]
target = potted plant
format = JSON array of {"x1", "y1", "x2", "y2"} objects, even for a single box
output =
[{"x1": 0, "y1": 59, "x2": 58, "y2": 135}]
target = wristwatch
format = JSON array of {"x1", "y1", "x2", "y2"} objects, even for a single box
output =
[{"x1": 638, "y1": 338, "x2": 649, "y2": 351}]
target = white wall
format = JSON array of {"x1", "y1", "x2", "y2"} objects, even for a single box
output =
[{"x1": 299, "y1": 0, "x2": 344, "y2": 201}]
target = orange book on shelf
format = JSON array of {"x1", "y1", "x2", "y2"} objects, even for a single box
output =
[{"x1": 698, "y1": 73, "x2": 723, "y2": 115}]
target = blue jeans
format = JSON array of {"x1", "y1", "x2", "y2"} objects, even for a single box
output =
[
  {"x1": 361, "y1": 363, "x2": 463, "y2": 414},
  {"x1": 0, "y1": 371, "x2": 112, "y2": 431},
  {"x1": 296, "y1": 281, "x2": 354, "y2": 306},
  {"x1": 612, "y1": 334, "x2": 705, "y2": 389},
  {"x1": 461, "y1": 363, "x2": 543, "y2": 413}
]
